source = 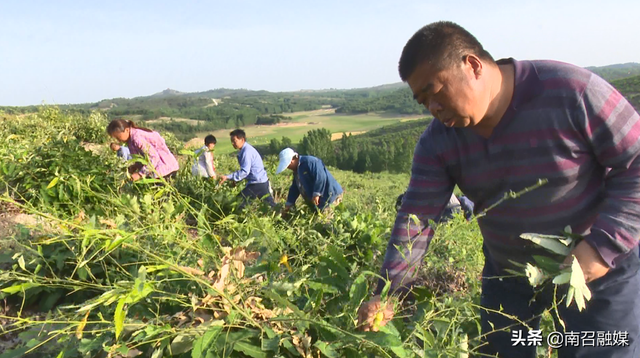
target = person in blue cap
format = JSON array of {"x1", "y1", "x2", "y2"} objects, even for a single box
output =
[{"x1": 276, "y1": 148, "x2": 343, "y2": 216}]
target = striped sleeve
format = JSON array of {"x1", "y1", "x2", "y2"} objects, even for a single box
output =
[
  {"x1": 375, "y1": 128, "x2": 454, "y2": 294},
  {"x1": 578, "y1": 74, "x2": 640, "y2": 267}
]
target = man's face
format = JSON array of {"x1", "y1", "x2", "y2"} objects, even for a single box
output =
[
  {"x1": 230, "y1": 135, "x2": 245, "y2": 150},
  {"x1": 287, "y1": 157, "x2": 297, "y2": 171},
  {"x1": 407, "y1": 58, "x2": 487, "y2": 128},
  {"x1": 207, "y1": 143, "x2": 216, "y2": 150}
]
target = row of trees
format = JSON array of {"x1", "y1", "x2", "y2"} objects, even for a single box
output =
[
  {"x1": 96, "y1": 95, "x2": 326, "y2": 123},
  {"x1": 334, "y1": 88, "x2": 429, "y2": 115},
  {"x1": 259, "y1": 119, "x2": 432, "y2": 174},
  {"x1": 255, "y1": 114, "x2": 292, "y2": 125}
]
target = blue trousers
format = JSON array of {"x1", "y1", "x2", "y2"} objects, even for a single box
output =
[
  {"x1": 238, "y1": 181, "x2": 276, "y2": 208},
  {"x1": 478, "y1": 246, "x2": 640, "y2": 358}
]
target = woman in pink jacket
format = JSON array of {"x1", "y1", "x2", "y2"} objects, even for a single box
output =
[{"x1": 107, "y1": 119, "x2": 179, "y2": 181}]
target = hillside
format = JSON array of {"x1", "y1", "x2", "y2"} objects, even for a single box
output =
[
  {"x1": 586, "y1": 62, "x2": 640, "y2": 81},
  {"x1": 1, "y1": 62, "x2": 638, "y2": 144},
  {"x1": 611, "y1": 74, "x2": 640, "y2": 110}
]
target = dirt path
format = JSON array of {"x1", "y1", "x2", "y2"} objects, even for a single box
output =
[{"x1": 0, "y1": 201, "x2": 53, "y2": 238}]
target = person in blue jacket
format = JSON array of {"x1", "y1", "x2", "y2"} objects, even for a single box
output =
[{"x1": 276, "y1": 148, "x2": 343, "y2": 216}]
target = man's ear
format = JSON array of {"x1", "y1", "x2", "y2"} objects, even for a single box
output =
[{"x1": 465, "y1": 54, "x2": 483, "y2": 78}]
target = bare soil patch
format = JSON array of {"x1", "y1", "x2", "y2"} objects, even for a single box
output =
[{"x1": 331, "y1": 131, "x2": 366, "y2": 141}]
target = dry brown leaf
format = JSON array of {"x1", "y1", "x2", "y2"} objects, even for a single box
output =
[
  {"x1": 213, "y1": 310, "x2": 228, "y2": 319},
  {"x1": 75, "y1": 211, "x2": 86, "y2": 223},
  {"x1": 232, "y1": 259, "x2": 245, "y2": 279},
  {"x1": 177, "y1": 266, "x2": 204, "y2": 276},
  {"x1": 231, "y1": 248, "x2": 260, "y2": 262},
  {"x1": 245, "y1": 296, "x2": 276, "y2": 320},
  {"x1": 201, "y1": 294, "x2": 215, "y2": 306},
  {"x1": 213, "y1": 262, "x2": 230, "y2": 291},
  {"x1": 99, "y1": 218, "x2": 117, "y2": 229},
  {"x1": 194, "y1": 310, "x2": 213, "y2": 323},
  {"x1": 292, "y1": 335, "x2": 309, "y2": 357}
]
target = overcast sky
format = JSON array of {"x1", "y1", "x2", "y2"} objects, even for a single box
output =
[{"x1": 1, "y1": 0, "x2": 638, "y2": 106}]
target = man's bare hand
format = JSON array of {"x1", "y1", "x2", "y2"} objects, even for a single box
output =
[
  {"x1": 566, "y1": 240, "x2": 610, "y2": 283},
  {"x1": 357, "y1": 295, "x2": 395, "y2": 332},
  {"x1": 312, "y1": 195, "x2": 320, "y2": 206}
]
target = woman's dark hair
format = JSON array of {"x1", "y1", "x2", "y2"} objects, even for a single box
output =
[
  {"x1": 106, "y1": 119, "x2": 153, "y2": 135},
  {"x1": 204, "y1": 135, "x2": 217, "y2": 146}
]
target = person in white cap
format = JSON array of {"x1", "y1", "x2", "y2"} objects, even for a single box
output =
[{"x1": 276, "y1": 148, "x2": 344, "y2": 216}]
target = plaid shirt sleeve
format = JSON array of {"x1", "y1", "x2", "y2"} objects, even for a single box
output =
[{"x1": 375, "y1": 129, "x2": 455, "y2": 295}]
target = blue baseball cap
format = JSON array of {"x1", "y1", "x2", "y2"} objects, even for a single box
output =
[{"x1": 276, "y1": 148, "x2": 297, "y2": 174}]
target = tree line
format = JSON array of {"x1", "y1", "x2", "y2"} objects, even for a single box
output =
[{"x1": 256, "y1": 118, "x2": 432, "y2": 174}]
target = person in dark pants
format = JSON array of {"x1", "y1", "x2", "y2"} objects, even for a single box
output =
[
  {"x1": 219, "y1": 129, "x2": 276, "y2": 208},
  {"x1": 357, "y1": 21, "x2": 640, "y2": 358},
  {"x1": 276, "y1": 148, "x2": 344, "y2": 218}
]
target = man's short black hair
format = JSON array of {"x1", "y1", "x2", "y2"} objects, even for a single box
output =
[
  {"x1": 204, "y1": 134, "x2": 217, "y2": 146},
  {"x1": 398, "y1": 21, "x2": 495, "y2": 81},
  {"x1": 229, "y1": 129, "x2": 246, "y2": 140}
]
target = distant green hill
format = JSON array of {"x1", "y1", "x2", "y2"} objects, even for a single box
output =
[
  {"x1": 611, "y1": 75, "x2": 640, "y2": 110},
  {"x1": 586, "y1": 63, "x2": 640, "y2": 81}
]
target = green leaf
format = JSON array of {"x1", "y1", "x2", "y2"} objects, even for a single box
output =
[
  {"x1": 192, "y1": 324, "x2": 223, "y2": 358},
  {"x1": 532, "y1": 255, "x2": 561, "y2": 273},
  {"x1": 233, "y1": 340, "x2": 268, "y2": 358},
  {"x1": 361, "y1": 331, "x2": 403, "y2": 347},
  {"x1": 282, "y1": 338, "x2": 302, "y2": 357},
  {"x1": 520, "y1": 233, "x2": 571, "y2": 256},
  {"x1": 319, "y1": 256, "x2": 349, "y2": 282},
  {"x1": 552, "y1": 272, "x2": 571, "y2": 285},
  {"x1": 0, "y1": 346, "x2": 29, "y2": 358},
  {"x1": 261, "y1": 336, "x2": 280, "y2": 353},
  {"x1": 106, "y1": 235, "x2": 128, "y2": 251},
  {"x1": 170, "y1": 334, "x2": 194, "y2": 355},
  {"x1": 114, "y1": 296, "x2": 126, "y2": 340},
  {"x1": 314, "y1": 341, "x2": 339, "y2": 358},
  {"x1": 77, "y1": 267, "x2": 89, "y2": 281},
  {"x1": 348, "y1": 272, "x2": 369, "y2": 312},
  {"x1": 55, "y1": 352, "x2": 64, "y2": 358},
  {"x1": 17, "y1": 256, "x2": 26, "y2": 271},
  {"x1": 46, "y1": 177, "x2": 59, "y2": 189},
  {"x1": 264, "y1": 291, "x2": 305, "y2": 318},
  {"x1": 379, "y1": 280, "x2": 391, "y2": 301},
  {"x1": 151, "y1": 347, "x2": 164, "y2": 358},
  {"x1": 1, "y1": 282, "x2": 40, "y2": 295},
  {"x1": 307, "y1": 281, "x2": 339, "y2": 294}
]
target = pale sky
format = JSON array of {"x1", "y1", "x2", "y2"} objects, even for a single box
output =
[{"x1": 1, "y1": 0, "x2": 638, "y2": 106}]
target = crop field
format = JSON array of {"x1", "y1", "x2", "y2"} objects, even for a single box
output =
[
  {"x1": 0, "y1": 107, "x2": 565, "y2": 358},
  {"x1": 185, "y1": 111, "x2": 425, "y2": 154}
]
